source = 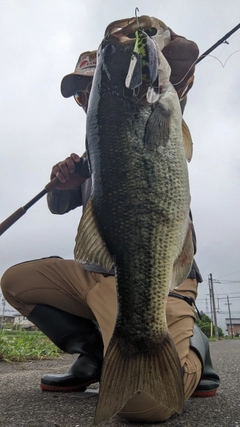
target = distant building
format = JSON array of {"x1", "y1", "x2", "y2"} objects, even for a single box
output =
[
  {"x1": 225, "y1": 318, "x2": 240, "y2": 336},
  {"x1": 2, "y1": 314, "x2": 15, "y2": 325},
  {"x1": 1, "y1": 293, "x2": 33, "y2": 329},
  {"x1": 1, "y1": 306, "x2": 35, "y2": 330},
  {"x1": 13, "y1": 313, "x2": 36, "y2": 330}
]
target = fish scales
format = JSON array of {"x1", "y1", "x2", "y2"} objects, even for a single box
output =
[
  {"x1": 75, "y1": 20, "x2": 193, "y2": 425},
  {"x1": 88, "y1": 83, "x2": 189, "y2": 341}
]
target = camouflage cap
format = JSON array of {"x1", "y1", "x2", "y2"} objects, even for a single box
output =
[{"x1": 61, "y1": 50, "x2": 97, "y2": 98}]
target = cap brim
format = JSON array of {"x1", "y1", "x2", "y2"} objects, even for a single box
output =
[{"x1": 61, "y1": 69, "x2": 95, "y2": 98}]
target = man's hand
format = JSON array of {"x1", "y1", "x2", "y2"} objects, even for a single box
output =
[
  {"x1": 162, "y1": 29, "x2": 199, "y2": 98},
  {"x1": 51, "y1": 153, "x2": 86, "y2": 190}
]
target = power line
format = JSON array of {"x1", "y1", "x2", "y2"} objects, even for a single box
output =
[
  {"x1": 197, "y1": 295, "x2": 240, "y2": 301},
  {"x1": 215, "y1": 281, "x2": 240, "y2": 284},
  {"x1": 217, "y1": 292, "x2": 240, "y2": 295},
  {"x1": 218, "y1": 311, "x2": 240, "y2": 315},
  {"x1": 203, "y1": 310, "x2": 240, "y2": 315},
  {"x1": 201, "y1": 279, "x2": 240, "y2": 284},
  {"x1": 216, "y1": 269, "x2": 240, "y2": 279}
]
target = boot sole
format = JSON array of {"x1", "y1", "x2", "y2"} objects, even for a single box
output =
[
  {"x1": 191, "y1": 389, "x2": 217, "y2": 398},
  {"x1": 40, "y1": 378, "x2": 100, "y2": 393}
]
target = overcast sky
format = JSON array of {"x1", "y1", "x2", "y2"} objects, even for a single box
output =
[{"x1": 0, "y1": 0, "x2": 240, "y2": 331}]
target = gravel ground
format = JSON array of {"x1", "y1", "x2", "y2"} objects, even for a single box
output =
[{"x1": 0, "y1": 339, "x2": 239, "y2": 427}]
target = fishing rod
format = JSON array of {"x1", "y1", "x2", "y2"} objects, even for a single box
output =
[
  {"x1": 0, "y1": 178, "x2": 56, "y2": 236},
  {"x1": 196, "y1": 23, "x2": 240, "y2": 64},
  {"x1": 0, "y1": 160, "x2": 87, "y2": 236},
  {"x1": 1, "y1": 23, "x2": 239, "y2": 236}
]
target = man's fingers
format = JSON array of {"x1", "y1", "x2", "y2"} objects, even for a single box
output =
[
  {"x1": 50, "y1": 153, "x2": 82, "y2": 182},
  {"x1": 65, "y1": 157, "x2": 77, "y2": 174},
  {"x1": 51, "y1": 161, "x2": 71, "y2": 182},
  {"x1": 70, "y1": 153, "x2": 81, "y2": 163}
]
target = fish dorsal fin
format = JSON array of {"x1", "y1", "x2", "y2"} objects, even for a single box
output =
[
  {"x1": 170, "y1": 220, "x2": 194, "y2": 290},
  {"x1": 74, "y1": 198, "x2": 114, "y2": 271},
  {"x1": 145, "y1": 103, "x2": 170, "y2": 149},
  {"x1": 182, "y1": 119, "x2": 193, "y2": 162}
]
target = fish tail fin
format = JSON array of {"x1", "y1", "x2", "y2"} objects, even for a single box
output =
[{"x1": 94, "y1": 332, "x2": 184, "y2": 425}]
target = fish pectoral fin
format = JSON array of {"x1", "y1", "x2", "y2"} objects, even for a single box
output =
[
  {"x1": 182, "y1": 119, "x2": 193, "y2": 162},
  {"x1": 94, "y1": 333, "x2": 184, "y2": 425},
  {"x1": 145, "y1": 104, "x2": 170, "y2": 149},
  {"x1": 171, "y1": 221, "x2": 194, "y2": 290},
  {"x1": 74, "y1": 198, "x2": 114, "y2": 271}
]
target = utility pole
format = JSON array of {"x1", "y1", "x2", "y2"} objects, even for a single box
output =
[
  {"x1": 208, "y1": 276, "x2": 213, "y2": 321},
  {"x1": 1, "y1": 296, "x2": 6, "y2": 330},
  {"x1": 209, "y1": 274, "x2": 219, "y2": 339},
  {"x1": 206, "y1": 297, "x2": 209, "y2": 316},
  {"x1": 226, "y1": 295, "x2": 234, "y2": 338}
]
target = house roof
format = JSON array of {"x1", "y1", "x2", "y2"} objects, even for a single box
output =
[{"x1": 225, "y1": 318, "x2": 240, "y2": 325}]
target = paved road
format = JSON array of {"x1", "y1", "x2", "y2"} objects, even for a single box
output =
[{"x1": 0, "y1": 339, "x2": 239, "y2": 427}]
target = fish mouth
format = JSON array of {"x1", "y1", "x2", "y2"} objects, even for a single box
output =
[
  {"x1": 104, "y1": 16, "x2": 154, "y2": 44},
  {"x1": 100, "y1": 16, "x2": 171, "y2": 104},
  {"x1": 104, "y1": 15, "x2": 167, "y2": 45}
]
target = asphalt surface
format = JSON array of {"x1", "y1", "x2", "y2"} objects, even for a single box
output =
[{"x1": 0, "y1": 339, "x2": 239, "y2": 427}]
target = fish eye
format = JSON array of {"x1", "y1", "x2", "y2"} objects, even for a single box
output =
[
  {"x1": 145, "y1": 28, "x2": 157, "y2": 36},
  {"x1": 127, "y1": 33, "x2": 136, "y2": 39}
]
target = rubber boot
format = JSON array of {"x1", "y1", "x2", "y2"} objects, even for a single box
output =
[
  {"x1": 190, "y1": 324, "x2": 220, "y2": 397},
  {"x1": 28, "y1": 304, "x2": 103, "y2": 392}
]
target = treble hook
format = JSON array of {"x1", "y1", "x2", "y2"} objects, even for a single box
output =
[{"x1": 135, "y1": 7, "x2": 141, "y2": 29}]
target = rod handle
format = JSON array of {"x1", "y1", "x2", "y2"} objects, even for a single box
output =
[
  {"x1": 44, "y1": 177, "x2": 60, "y2": 192},
  {"x1": 0, "y1": 207, "x2": 26, "y2": 236},
  {"x1": 44, "y1": 175, "x2": 87, "y2": 193}
]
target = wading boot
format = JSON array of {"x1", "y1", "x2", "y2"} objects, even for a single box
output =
[
  {"x1": 190, "y1": 324, "x2": 220, "y2": 397},
  {"x1": 28, "y1": 304, "x2": 103, "y2": 392}
]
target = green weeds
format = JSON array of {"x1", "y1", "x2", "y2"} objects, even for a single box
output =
[{"x1": 0, "y1": 330, "x2": 62, "y2": 362}]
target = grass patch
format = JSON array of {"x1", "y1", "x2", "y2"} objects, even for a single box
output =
[
  {"x1": 224, "y1": 335, "x2": 240, "y2": 340},
  {"x1": 0, "y1": 330, "x2": 63, "y2": 363}
]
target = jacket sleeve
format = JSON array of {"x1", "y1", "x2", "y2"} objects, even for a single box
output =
[{"x1": 47, "y1": 187, "x2": 83, "y2": 214}]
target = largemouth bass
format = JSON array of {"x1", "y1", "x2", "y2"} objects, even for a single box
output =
[{"x1": 74, "y1": 15, "x2": 194, "y2": 425}]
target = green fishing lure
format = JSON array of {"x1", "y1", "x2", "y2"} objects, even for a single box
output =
[{"x1": 125, "y1": 29, "x2": 158, "y2": 91}]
